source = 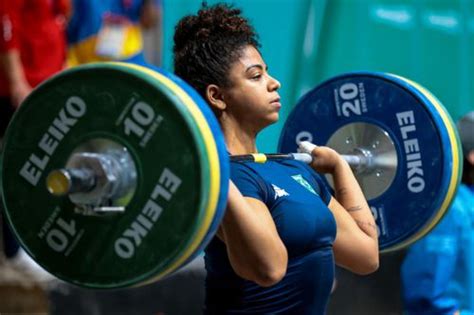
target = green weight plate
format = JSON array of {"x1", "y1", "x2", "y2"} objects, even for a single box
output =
[
  {"x1": 118, "y1": 64, "x2": 225, "y2": 285},
  {"x1": 1, "y1": 63, "x2": 212, "y2": 288}
]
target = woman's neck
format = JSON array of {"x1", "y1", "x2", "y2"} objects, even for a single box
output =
[{"x1": 220, "y1": 117, "x2": 259, "y2": 155}]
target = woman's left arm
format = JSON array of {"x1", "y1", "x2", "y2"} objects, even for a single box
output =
[{"x1": 307, "y1": 145, "x2": 379, "y2": 275}]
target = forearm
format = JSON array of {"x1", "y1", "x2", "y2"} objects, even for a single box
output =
[
  {"x1": 219, "y1": 181, "x2": 287, "y2": 286},
  {"x1": 332, "y1": 159, "x2": 378, "y2": 241},
  {"x1": 0, "y1": 50, "x2": 32, "y2": 107},
  {"x1": 300, "y1": 142, "x2": 379, "y2": 273},
  {"x1": 0, "y1": 50, "x2": 27, "y2": 87},
  {"x1": 329, "y1": 159, "x2": 379, "y2": 272}
]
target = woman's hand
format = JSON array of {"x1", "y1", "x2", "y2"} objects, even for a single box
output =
[
  {"x1": 309, "y1": 146, "x2": 345, "y2": 174},
  {"x1": 300, "y1": 142, "x2": 347, "y2": 174}
]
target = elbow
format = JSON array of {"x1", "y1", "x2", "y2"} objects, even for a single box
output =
[
  {"x1": 352, "y1": 255, "x2": 379, "y2": 275},
  {"x1": 254, "y1": 247, "x2": 289, "y2": 287},
  {"x1": 342, "y1": 245, "x2": 379, "y2": 275},
  {"x1": 355, "y1": 260, "x2": 379, "y2": 275},
  {"x1": 335, "y1": 236, "x2": 379, "y2": 275},
  {"x1": 354, "y1": 239, "x2": 380, "y2": 275},
  {"x1": 252, "y1": 264, "x2": 287, "y2": 287},
  {"x1": 234, "y1": 259, "x2": 287, "y2": 287}
]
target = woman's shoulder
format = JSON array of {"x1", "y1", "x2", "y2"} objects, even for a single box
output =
[
  {"x1": 229, "y1": 160, "x2": 262, "y2": 177},
  {"x1": 279, "y1": 159, "x2": 325, "y2": 179}
]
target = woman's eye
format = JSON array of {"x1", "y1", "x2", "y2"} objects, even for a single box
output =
[{"x1": 252, "y1": 74, "x2": 262, "y2": 80}]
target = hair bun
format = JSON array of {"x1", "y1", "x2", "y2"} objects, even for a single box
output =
[{"x1": 173, "y1": 3, "x2": 260, "y2": 98}]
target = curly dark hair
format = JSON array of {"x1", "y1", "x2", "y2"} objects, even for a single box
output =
[{"x1": 173, "y1": 3, "x2": 260, "y2": 98}]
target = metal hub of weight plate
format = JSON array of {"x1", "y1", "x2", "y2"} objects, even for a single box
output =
[
  {"x1": 1, "y1": 63, "x2": 229, "y2": 288},
  {"x1": 325, "y1": 122, "x2": 398, "y2": 200},
  {"x1": 279, "y1": 72, "x2": 462, "y2": 252}
]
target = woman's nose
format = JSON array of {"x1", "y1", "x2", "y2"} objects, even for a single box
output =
[{"x1": 268, "y1": 74, "x2": 281, "y2": 91}]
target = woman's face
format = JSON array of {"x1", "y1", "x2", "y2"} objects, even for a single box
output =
[{"x1": 221, "y1": 45, "x2": 281, "y2": 132}]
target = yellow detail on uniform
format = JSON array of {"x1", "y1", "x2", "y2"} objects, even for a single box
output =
[
  {"x1": 67, "y1": 25, "x2": 143, "y2": 67},
  {"x1": 252, "y1": 153, "x2": 267, "y2": 163},
  {"x1": 382, "y1": 74, "x2": 461, "y2": 253},
  {"x1": 111, "y1": 63, "x2": 221, "y2": 284}
]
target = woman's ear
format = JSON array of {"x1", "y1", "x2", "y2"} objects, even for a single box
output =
[{"x1": 206, "y1": 84, "x2": 227, "y2": 111}]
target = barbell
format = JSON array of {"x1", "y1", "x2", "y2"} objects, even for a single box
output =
[{"x1": 0, "y1": 63, "x2": 461, "y2": 288}]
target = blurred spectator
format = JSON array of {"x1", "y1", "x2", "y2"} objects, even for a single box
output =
[
  {"x1": 401, "y1": 111, "x2": 474, "y2": 315},
  {"x1": 0, "y1": 0, "x2": 70, "y2": 137},
  {"x1": 67, "y1": 0, "x2": 162, "y2": 66},
  {"x1": 0, "y1": 0, "x2": 70, "y2": 281}
]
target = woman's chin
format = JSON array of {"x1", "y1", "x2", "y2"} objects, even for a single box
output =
[
  {"x1": 262, "y1": 115, "x2": 280, "y2": 128},
  {"x1": 269, "y1": 113, "x2": 280, "y2": 124}
]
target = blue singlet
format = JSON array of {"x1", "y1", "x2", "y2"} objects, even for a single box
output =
[{"x1": 204, "y1": 160, "x2": 337, "y2": 314}]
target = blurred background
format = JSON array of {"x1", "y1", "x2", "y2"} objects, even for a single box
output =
[
  {"x1": 151, "y1": 0, "x2": 474, "y2": 153},
  {"x1": 1, "y1": 0, "x2": 473, "y2": 314}
]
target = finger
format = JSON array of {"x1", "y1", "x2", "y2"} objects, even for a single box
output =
[{"x1": 298, "y1": 141, "x2": 318, "y2": 154}]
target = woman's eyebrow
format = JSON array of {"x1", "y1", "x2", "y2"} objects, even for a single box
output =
[{"x1": 245, "y1": 64, "x2": 267, "y2": 72}]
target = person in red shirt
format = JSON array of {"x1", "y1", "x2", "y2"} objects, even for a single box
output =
[
  {"x1": 0, "y1": 0, "x2": 70, "y2": 137},
  {"x1": 0, "y1": 0, "x2": 70, "y2": 281}
]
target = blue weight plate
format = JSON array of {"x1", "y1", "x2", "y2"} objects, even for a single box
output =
[
  {"x1": 382, "y1": 74, "x2": 462, "y2": 251},
  {"x1": 279, "y1": 72, "x2": 456, "y2": 251}
]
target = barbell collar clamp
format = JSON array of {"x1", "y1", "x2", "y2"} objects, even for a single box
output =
[
  {"x1": 46, "y1": 146, "x2": 137, "y2": 215},
  {"x1": 46, "y1": 168, "x2": 96, "y2": 196}
]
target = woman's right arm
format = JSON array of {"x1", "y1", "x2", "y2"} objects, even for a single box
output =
[{"x1": 216, "y1": 180, "x2": 288, "y2": 287}]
